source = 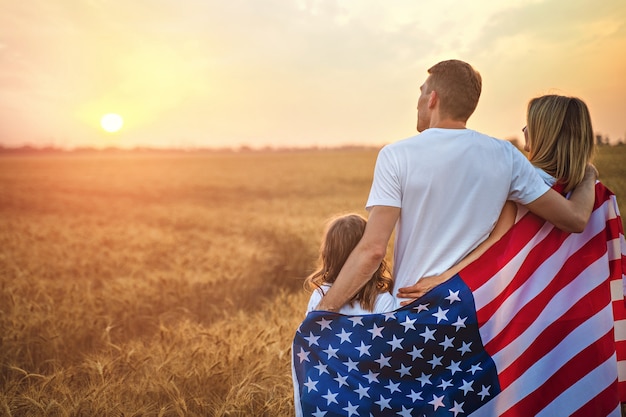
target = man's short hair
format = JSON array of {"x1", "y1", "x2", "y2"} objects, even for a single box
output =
[{"x1": 427, "y1": 60, "x2": 482, "y2": 122}]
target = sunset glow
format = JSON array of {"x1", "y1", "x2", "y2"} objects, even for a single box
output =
[
  {"x1": 100, "y1": 114, "x2": 124, "y2": 134},
  {"x1": 1, "y1": 1, "x2": 625, "y2": 149}
]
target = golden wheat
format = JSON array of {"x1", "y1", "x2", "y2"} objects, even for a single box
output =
[{"x1": 0, "y1": 147, "x2": 624, "y2": 416}]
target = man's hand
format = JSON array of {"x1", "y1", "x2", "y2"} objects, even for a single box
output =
[{"x1": 396, "y1": 273, "x2": 452, "y2": 306}]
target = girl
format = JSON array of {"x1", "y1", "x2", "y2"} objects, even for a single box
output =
[{"x1": 305, "y1": 213, "x2": 396, "y2": 314}]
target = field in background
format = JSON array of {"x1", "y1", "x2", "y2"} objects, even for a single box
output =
[{"x1": 0, "y1": 146, "x2": 624, "y2": 416}]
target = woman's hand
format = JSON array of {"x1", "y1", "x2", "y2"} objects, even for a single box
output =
[{"x1": 396, "y1": 273, "x2": 452, "y2": 306}]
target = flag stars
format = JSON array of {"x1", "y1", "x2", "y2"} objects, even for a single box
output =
[
  {"x1": 387, "y1": 335, "x2": 405, "y2": 351},
  {"x1": 398, "y1": 405, "x2": 414, "y2": 417},
  {"x1": 323, "y1": 345, "x2": 339, "y2": 359},
  {"x1": 407, "y1": 390, "x2": 423, "y2": 402},
  {"x1": 438, "y1": 378, "x2": 453, "y2": 390},
  {"x1": 409, "y1": 346, "x2": 424, "y2": 360},
  {"x1": 458, "y1": 341, "x2": 472, "y2": 355},
  {"x1": 445, "y1": 289, "x2": 462, "y2": 304},
  {"x1": 375, "y1": 353, "x2": 392, "y2": 368},
  {"x1": 417, "y1": 372, "x2": 432, "y2": 387},
  {"x1": 479, "y1": 385, "x2": 491, "y2": 400},
  {"x1": 322, "y1": 390, "x2": 338, "y2": 405},
  {"x1": 368, "y1": 323, "x2": 385, "y2": 339},
  {"x1": 397, "y1": 363, "x2": 412, "y2": 377},
  {"x1": 316, "y1": 318, "x2": 332, "y2": 331},
  {"x1": 334, "y1": 374, "x2": 348, "y2": 388},
  {"x1": 355, "y1": 341, "x2": 372, "y2": 357},
  {"x1": 312, "y1": 407, "x2": 327, "y2": 417},
  {"x1": 364, "y1": 370, "x2": 380, "y2": 384},
  {"x1": 343, "y1": 358, "x2": 359, "y2": 372},
  {"x1": 452, "y1": 316, "x2": 468, "y2": 331},
  {"x1": 355, "y1": 383, "x2": 370, "y2": 399},
  {"x1": 429, "y1": 394, "x2": 446, "y2": 410},
  {"x1": 459, "y1": 379, "x2": 474, "y2": 395},
  {"x1": 303, "y1": 377, "x2": 318, "y2": 392},
  {"x1": 343, "y1": 401, "x2": 359, "y2": 417},
  {"x1": 433, "y1": 307, "x2": 450, "y2": 323},
  {"x1": 450, "y1": 401, "x2": 465, "y2": 417},
  {"x1": 420, "y1": 326, "x2": 436, "y2": 343},
  {"x1": 447, "y1": 360, "x2": 462, "y2": 375},
  {"x1": 427, "y1": 354, "x2": 443, "y2": 369},
  {"x1": 439, "y1": 335, "x2": 455, "y2": 350},
  {"x1": 304, "y1": 332, "x2": 320, "y2": 346},
  {"x1": 383, "y1": 312, "x2": 396, "y2": 321},
  {"x1": 375, "y1": 395, "x2": 392, "y2": 410},
  {"x1": 337, "y1": 328, "x2": 353, "y2": 344},
  {"x1": 314, "y1": 362, "x2": 329, "y2": 375},
  {"x1": 385, "y1": 381, "x2": 401, "y2": 394},
  {"x1": 469, "y1": 363, "x2": 482, "y2": 375},
  {"x1": 348, "y1": 316, "x2": 364, "y2": 327},
  {"x1": 414, "y1": 303, "x2": 429, "y2": 312},
  {"x1": 296, "y1": 347, "x2": 310, "y2": 363},
  {"x1": 400, "y1": 316, "x2": 417, "y2": 332}
]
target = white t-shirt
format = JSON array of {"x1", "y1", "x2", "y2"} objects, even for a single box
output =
[
  {"x1": 366, "y1": 128, "x2": 550, "y2": 298},
  {"x1": 306, "y1": 284, "x2": 397, "y2": 314}
]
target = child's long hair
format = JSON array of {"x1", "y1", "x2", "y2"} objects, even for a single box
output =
[{"x1": 305, "y1": 213, "x2": 393, "y2": 312}]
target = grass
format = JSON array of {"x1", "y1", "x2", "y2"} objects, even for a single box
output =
[{"x1": 0, "y1": 146, "x2": 624, "y2": 416}]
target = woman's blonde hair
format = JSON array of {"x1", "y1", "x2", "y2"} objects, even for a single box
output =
[
  {"x1": 305, "y1": 214, "x2": 393, "y2": 312},
  {"x1": 526, "y1": 95, "x2": 595, "y2": 193}
]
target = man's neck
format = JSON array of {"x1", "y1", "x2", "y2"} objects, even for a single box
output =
[
  {"x1": 428, "y1": 112, "x2": 467, "y2": 129},
  {"x1": 430, "y1": 119, "x2": 467, "y2": 129}
]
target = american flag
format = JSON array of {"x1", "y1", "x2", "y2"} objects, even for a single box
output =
[{"x1": 292, "y1": 182, "x2": 626, "y2": 416}]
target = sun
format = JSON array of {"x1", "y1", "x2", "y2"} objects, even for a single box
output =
[{"x1": 100, "y1": 113, "x2": 124, "y2": 133}]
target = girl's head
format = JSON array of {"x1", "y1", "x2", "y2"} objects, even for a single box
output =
[
  {"x1": 305, "y1": 213, "x2": 393, "y2": 311},
  {"x1": 525, "y1": 94, "x2": 595, "y2": 193}
]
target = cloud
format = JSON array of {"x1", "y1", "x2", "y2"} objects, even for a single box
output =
[{"x1": 471, "y1": 0, "x2": 626, "y2": 54}]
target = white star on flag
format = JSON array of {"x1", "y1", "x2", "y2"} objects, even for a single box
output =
[
  {"x1": 368, "y1": 323, "x2": 384, "y2": 339},
  {"x1": 432, "y1": 307, "x2": 449, "y2": 323},
  {"x1": 445, "y1": 289, "x2": 462, "y2": 304}
]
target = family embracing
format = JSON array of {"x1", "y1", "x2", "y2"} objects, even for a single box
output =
[{"x1": 292, "y1": 60, "x2": 626, "y2": 417}]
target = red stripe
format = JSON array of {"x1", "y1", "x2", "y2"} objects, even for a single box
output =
[
  {"x1": 607, "y1": 217, "x2": 624, "y2": 245},
  {"x1": 501, "y1": 329, "x2": 617, "y2": 417},
  {"x1": 613, "y1": 296, "x2": 626, "y2": 321},
  {"x1": 619, "y1": 380, "x2": 626, "y2": 403},
  {"x1": 475, "y1": 226, "x2": 569, "y2": 322},
  {"x1": 481, "y1": 231, "x2": 606, "y2": 356},
  {"x1": 595, "y1": 182, "x2": 615, "y2": 209},
  {"x1": 463, "y1": 182, "x2": 614, "y2": 294},
  {"x1": 496, "y1": 279, "x2": 612, "y2": 388},
  {"x1": 570, "y1": 379, "x2": 621, "y2": 417},
  {"x1": 462, "y1": 212, "x2": 545, "y2": 291}
]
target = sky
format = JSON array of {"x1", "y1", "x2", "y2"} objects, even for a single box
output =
[{"x1": 1, "y1": 0, "x2": 625, "y2": 149}]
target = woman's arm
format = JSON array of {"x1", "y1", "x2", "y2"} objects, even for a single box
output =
[{"x1": 396, "y1": 201, "x2": 517, "y2": 305}]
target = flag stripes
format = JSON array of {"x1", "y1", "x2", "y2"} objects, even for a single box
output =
[
  {"x1": 460, "y1": 182, "x2": 624, "y2": 416},
  {"x1": 292, "y1": 182, "x2": 625, "y2": 416}
]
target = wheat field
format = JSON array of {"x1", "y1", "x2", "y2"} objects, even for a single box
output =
[{"x1": 0, "y1": 146, "x2": 624, "y2": 416}]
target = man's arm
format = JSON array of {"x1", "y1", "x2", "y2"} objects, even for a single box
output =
[
  {"x1": 525, "y1": 165, "x2": 598, "y2": 233},
  {"x1": 315, "y1": 205, "x2": 400, "y2": 312}
]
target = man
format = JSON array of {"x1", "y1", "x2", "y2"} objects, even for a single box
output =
[{"x1": 315, "y1": 59, "x2": 597, "y2": 312}]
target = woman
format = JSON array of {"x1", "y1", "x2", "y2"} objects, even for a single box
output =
[{"x1": 397, "y1": 94, "x2": 597, "y2": 302}]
